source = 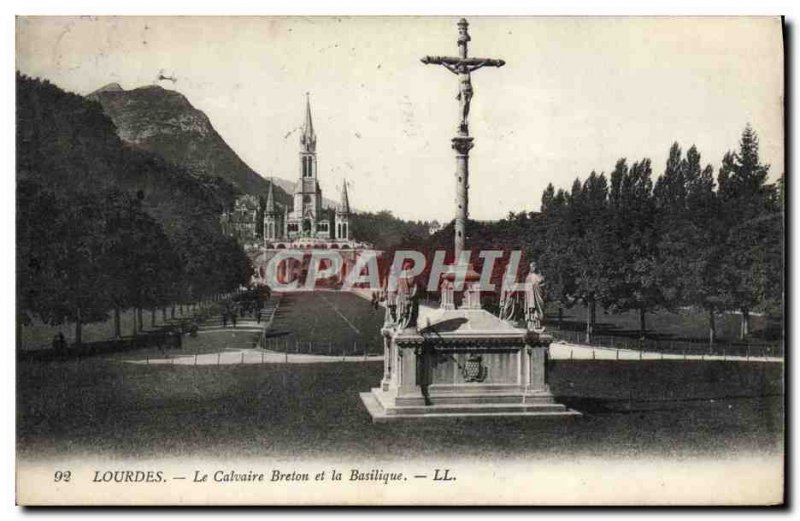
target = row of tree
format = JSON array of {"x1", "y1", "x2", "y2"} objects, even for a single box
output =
[
  {"x1": 17, "y1": 73, "x2": 253, "y2": 348},
  {"x1": 17, "y1": 179, "x2": 253, "y2": 346},
  {"x1": 416, "y1": 125, "x2": 782, "y2": 344},
  {"x1": 535, "y1": 125, "x2": 782, "y2": 343}
]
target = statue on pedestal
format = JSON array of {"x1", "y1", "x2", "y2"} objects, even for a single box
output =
[
  {"x1": 524, "y1": 261, "x2": 545, "y2": 332},
  {"x1": 498, "y1": 283, "x2": 518, "y2": 322},
  {"x1": 396, "y1": 270, "x2": 420, "y2": 330},
  {"x1": 440, "y1": 278, "x2": 455, "y2": 310},
  {"x1": 385, "y1": 286, "x2": 398, "y2": 325}
]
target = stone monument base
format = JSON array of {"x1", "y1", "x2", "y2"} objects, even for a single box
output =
[
  {"x1": 360, "y1": 307, "x2": 580, "y2": 423},
  {"x1": 360, "y1": 388, "x2": 579, "y2": 422}
]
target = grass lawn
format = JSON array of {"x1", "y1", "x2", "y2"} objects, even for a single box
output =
[
  {"x1": 266, "y1": 292, "x2": 385, "y2": 355},
  {"x1": 17, "y1": 357, "x2": 783, "y2": 462},
  {"x1": 547, "y1": 304, "x2": 783, "y2": 352}
]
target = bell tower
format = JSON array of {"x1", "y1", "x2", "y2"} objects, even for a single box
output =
[
  {"x1": 294, "y1": 92, "x2": 322, "y2": 236},
  {"x1": 335, "y1": 180, "x2": 351, "y2": 241},
  {"x1": 263, "y1": 178, "x2": 278, "y2": 241}
]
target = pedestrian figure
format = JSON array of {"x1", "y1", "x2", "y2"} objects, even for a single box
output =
[
  {"x1": 52, "y1": 332, "x2": 66, "y2": 353},
  {"x1": 222, "y1": 312, "x2": 228, "y2": 328},
  {"x1": 157, "y1": 331, "x2": 166, "y2": 355},
  {"x1": 256, "y1": 310, "x2": 262, "y2": 324},
  {"x1": 232, "y1": 312, "x2": 237, "y2": 328}
]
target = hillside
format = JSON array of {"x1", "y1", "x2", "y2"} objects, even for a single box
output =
[
  {"x1": 88, "y1": 83, "x2": 292, "y2": 208},
  {"x1": 17, "y1": 72, "x2": 252, "y2": 328},
  {"x1": 18, "y1": 75, "x2": 229, "y2": 236}
]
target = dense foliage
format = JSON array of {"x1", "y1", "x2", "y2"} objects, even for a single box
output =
[
  {"x1": 350, "y1": 210, "x2": 431, "y2": 251},
  {"x1": 16, "y1": 73, "x2": 253, "y2": 345},
  {"x1": 419, "y1": 126, "x2": 783, "y2": 343}
]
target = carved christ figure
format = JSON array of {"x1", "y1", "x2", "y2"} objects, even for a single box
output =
[
  {"x1": 422, "y1": 57, "x2": 502, "y2": 132},
  {"x1": 444, "y1": 60, "x2": 486, "y2": 132},
  {"x1": 420, "y1": 18, "x2": 505, "y2": 134}
]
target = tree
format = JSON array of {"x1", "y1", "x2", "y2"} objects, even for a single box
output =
[
  {"x1": 538, "y1": 187, "x2": 575, "y2": 329},
  {"x1": 654, "y1": 143, "x2": 725, "y2": 344},
  {"x1": 717, "y1": 125, "x2": 781, "y2": 338},
  {"x1": 563, "y1": 172, "x2": 612, "y2": 342},
  {"x1": 17, "y1": 181, "x2": 114, "y2": 347},
  {"x1": 607, "y1": 158, "x2": 660, "y2": 339},
  {"x1": 682, "y1": 147, "x2": 725, "y2": 344},
  {"x1": 540, "y1": 183, "x2": 555, "y2": 214},
  {"x1": 653, "y1": 143, "x2": 689, "y2": 312}
]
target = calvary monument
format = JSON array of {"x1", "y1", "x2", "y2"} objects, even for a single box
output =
[{"x1": 360, "y1": 19, "x2": 579, "y2": 421}]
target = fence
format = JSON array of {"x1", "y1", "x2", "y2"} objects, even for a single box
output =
[
  {"x1": 550, "y1": 329, "x2": 783, "y2": 359},
  {"x1": 258, "y1": 336, "x2": 382, "y2": 358},
  {"x1": 256, "y1": 294, "x2": 283, "y2": 349}
]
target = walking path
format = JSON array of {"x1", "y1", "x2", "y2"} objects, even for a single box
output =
[
  {"x1": 126, "y1": 348, "x2": 382, "y2": 366},
  {"x1": 121, "y1": 294, "x2": 782, "y2": 367},
  {"x1": 549, "y1": 342, "x2": 783, "y2": 363},
  {"x1": 124, "y1": 341, "x2": 781, "y2": 367}
]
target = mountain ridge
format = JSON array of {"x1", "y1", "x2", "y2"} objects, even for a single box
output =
[{"x1": 87, "y1": 84, "x2": 292, "y2": 208}]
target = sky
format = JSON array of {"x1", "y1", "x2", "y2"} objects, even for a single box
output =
[{"x1": 16, "y1": 16, "x2": 784, "y2": 222}]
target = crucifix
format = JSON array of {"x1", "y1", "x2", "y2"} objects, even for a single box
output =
[{"x1": 421, "y1": 18, "x2": 505, "y2": 259}]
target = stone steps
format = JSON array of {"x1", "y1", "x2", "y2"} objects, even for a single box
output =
[{"x1": 360, "y1": 392, "x2": 580, "y2": 422}]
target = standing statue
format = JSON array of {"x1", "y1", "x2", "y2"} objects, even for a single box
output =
[
  {"x1": 396, "y1": 270, "x2": 420, "y2": 329},
  {"x1": 524, "y1": 261, "x2": 545, "y2": 331},
  {"x1": 383, "y1": 295, "x2": 396, "y2": 328},
  {"x1": 498, "y1": 284, "x2": 518, "y2": 322}
]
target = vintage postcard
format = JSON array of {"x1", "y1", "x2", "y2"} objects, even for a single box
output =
[{"x1": 15, "y1": 16, "x2": 784, "y2": 505}]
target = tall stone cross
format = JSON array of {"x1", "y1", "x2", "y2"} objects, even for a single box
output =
[{"x1": 421, "y1": 18, "x2": 505, "y2": 259}]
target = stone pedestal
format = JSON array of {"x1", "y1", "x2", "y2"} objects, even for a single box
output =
[{"x1": 360, "y1": 307, "x2": 579, "y2": 422}]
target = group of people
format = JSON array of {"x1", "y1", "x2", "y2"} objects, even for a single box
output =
[{"x1": 221, "y1": 306, "x2": 263, "y2": 329}]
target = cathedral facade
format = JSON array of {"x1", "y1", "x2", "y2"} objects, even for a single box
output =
[
  {"x1": 264, "y1": 94, "x2": 360, "y2": 249},
  {"x1": 222, "y1": 95, "x2": 365, "y2": 251}
]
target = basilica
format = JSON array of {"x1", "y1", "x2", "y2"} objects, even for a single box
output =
[{"x1": 221, "y1": 95, "x2": 366, "y2": 250}]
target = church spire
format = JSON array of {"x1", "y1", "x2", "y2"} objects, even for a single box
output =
[
  {"x1": 300, "y1": 92, "x2": 316, "y2": 152},
  {"x1": 339, "y1": 180, "x2": 350, "y2": 214},
  {"x1": 265, "y1": 178, "x2": 275, "y2": 213},
  {"x1": 304, "y1": 92, "x2": 314, "y2": 135}
]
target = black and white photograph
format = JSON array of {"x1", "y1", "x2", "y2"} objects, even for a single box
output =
[{"x1": 13, "y1": 14, "x2": 785, "y2": 506}]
